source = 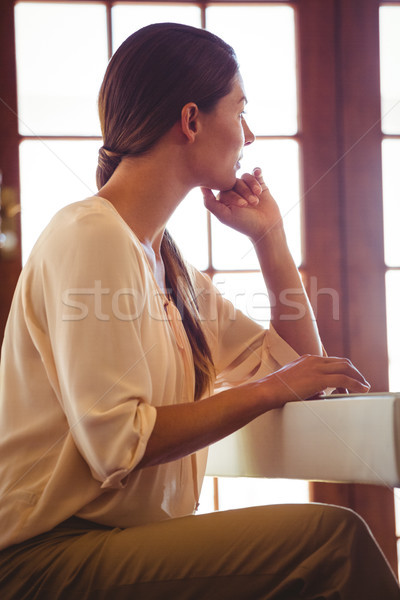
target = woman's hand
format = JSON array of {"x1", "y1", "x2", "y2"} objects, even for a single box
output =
[
  {"x1": 256, "y1": 354, "x2": 370, "y2": 409},
  {"x1": 201, "y1": 167, "x2": 283, "y2": 242},
  {"x1": 202, "y1": 166, "x2": 324, "y2": 357},
  {"x1": 139, "y1": 354, "x2": 370, "y2": 469}
]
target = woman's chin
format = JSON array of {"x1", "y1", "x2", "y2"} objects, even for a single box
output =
[
  {"x1": 200, "y1": 169, "x2": 238, "y2": 193},
  {"x1": 217, "y1": 173, "x2": 238, "y2": 192}
]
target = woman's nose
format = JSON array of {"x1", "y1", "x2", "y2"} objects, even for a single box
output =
[{"x1": 243, "y1": 118, "x2": 255, "y2": 146}]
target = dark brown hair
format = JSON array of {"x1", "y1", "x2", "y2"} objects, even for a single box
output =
[{"x1": 96, "y1": 23, "x2": 239, "y2": 399}]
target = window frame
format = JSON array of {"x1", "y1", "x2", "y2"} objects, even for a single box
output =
[{"x1": 299, "y1": 0, "x2": 397, "y2": 572}]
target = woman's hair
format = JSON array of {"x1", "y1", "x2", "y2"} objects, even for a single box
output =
[{"x1": 97, "y1": 23, "x2": 239, "y2": 399}]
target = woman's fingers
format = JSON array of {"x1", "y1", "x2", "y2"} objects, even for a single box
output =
[
  {"x1": 317, "y1": 356, "x2": 370, "y2": 388},
  {"x1": 221, "y1": 178, "x2": 259, "y2": 206},
  {"x1": 200, "y1": 187, "x2": 215, "y2": 203},
  {"x1": 201, "y1": 187, "x2": 232, "y2": 219},
  {"x1": 201, "y1": 185, "x2": 248, "y2": 209},
  {"x1": 252, "y1": 167, "x2": 268, "y2": 191},
  {"x1": 322, "y1": 374, "x2": 370, "y2": 394},
  {"x1": 214, "y1": 173, "x2": 263, "y2": 207},
  {"x1": 240, "y1": 172, "x2": 262, "y2": 199},
  {"x1": 203, "y1": 169, "x2": 268, "y2": 210},
  {"x1": 265, "y1": 354, "x2": 370, "y2": 405}
]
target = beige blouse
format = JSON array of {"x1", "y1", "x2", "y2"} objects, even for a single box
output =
[{"x1": 0, "y1": 196, "x2": 298, "y2": 550}]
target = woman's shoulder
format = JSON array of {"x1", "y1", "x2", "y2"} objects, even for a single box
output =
[
  {"x1": 22, "y1": 196, "x2": 147, "y2": 288},
  {"x1": 31, "y1": 196, "x2": 141, "y2": 260},
  {"x1": 49, "y1": 195, "x2": 134, "y2": 238}
]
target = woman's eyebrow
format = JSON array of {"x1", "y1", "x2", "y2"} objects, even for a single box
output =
[{"x1": 238, "y1": 96, "x2": 248, "y2": 104}]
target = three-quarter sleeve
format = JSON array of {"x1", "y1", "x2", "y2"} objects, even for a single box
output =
[
  {"x1": 21, "y1": 202, "x2": 158, "y2": 489},
  {"x1": 194, "y1": 271, "x2": 299, "y2": 389}
]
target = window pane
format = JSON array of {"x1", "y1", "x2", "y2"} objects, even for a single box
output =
[
  {"x1": 386, "y1": 271, "x2": 400, "y2": 393},
  {"x1": 211, "y1": 139, "x2": 301, "y2": 270},
  {"x1": 206, "y1": 5, "x2": 297, "y2": 135},
  {"x1": 20, "y1": 140, "x2": 100, "y2": 263},
  {"x1": 167, "y1": 188, "x2": 208, "y2": 271},
  {"x1": 380, "y1": 6, "x2": 400, "y2": 134},
  {"x1": 213, "y1": 272, "x2": 270, "y2": 327},
  {"x1": 217, "y1": 478, "x2": 309, "y2": 511},
  {"x1": 211, "y1": 213, "x2": 257, "y2": 271},
  {"x1": 15, "y1": 2, "x2": 108, "y2": 136},
  {"x1": 112, "y1": 3, "x2": 201, "y2": 51},
  {"x1": 197, "y1": 476, "x2": 215, "y2": 514},
  {"x1": 382, "y1": 140, "x2": 400, "y2": 267}
]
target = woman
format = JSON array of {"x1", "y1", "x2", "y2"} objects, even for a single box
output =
[{"x1": 0, "y1": 22, "x2": 398, "y2": 599}]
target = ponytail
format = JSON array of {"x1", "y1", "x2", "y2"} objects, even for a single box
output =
[
  {"x1": 96, "y1": 146, "x2": 122, "y2": 190},
  {"x1": 161, "y1": 231, "x2": 215, "y2": 400}
]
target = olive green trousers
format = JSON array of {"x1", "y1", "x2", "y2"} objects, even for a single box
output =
[{"x1": 1, "y1": 503, "x2": 399, "y2": 599}]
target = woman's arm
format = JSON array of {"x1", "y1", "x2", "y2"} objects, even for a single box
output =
[
  {"x1": 138, "y1": 354, "x2": 369, "y2": 469},
  {"x1": 138, "y1": 170, "x2": 369, "y2": 470},
  {"x1": 201, "y1": 168, "x2": 322, "y2": 356},
  {"x1": 253, "y1": 225, "x2": 322, "y2": 356}
]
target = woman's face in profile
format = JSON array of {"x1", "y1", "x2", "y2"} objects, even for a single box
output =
[{"x1": 194, "y1": 72, "x2": 255, "y2": 191}]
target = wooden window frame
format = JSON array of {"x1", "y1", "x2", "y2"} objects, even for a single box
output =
[{"x1": 299, "y1": 0, "x2": 397, "y2": 572}]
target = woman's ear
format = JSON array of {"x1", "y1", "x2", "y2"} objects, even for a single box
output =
[{"x1": 180, "y1": 102, "x2": 200, "y2": 142}]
